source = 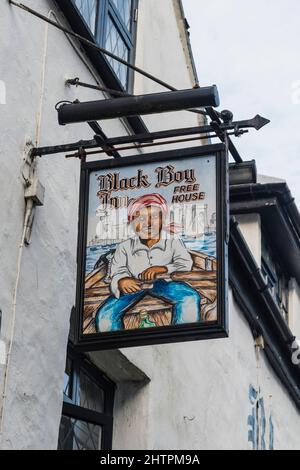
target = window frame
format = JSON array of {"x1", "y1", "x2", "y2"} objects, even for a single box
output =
[
  {"x1": 64, "y1": 0, "x2": 138, "y2": 92},
  {"x1": 57, "y1": 0, "x2": 146, "y2": 134},
  {"x1": 73, "y1": 0, "x2": 100, "y2": 36},
  {"x1": 261, "y1": 229, "x2": 290, "y2": 322},
  {"x1": 59, "y1": 345, "x2": 115, "y2": 450},
  {"x1": 100, "y1": 0, "x2": 136, "y2": 90}
]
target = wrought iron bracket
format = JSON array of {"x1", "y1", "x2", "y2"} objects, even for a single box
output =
[{"x1": 30, "y1": 112, "x2": 270, "y2": 162}]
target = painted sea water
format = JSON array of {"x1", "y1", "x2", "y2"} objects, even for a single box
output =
[
  {"x1": 85, "y1": 233, "x2": 216, "y2": 274},
  {"x1": 183, "y1": 234, "x2": 216, "y2": 258}
]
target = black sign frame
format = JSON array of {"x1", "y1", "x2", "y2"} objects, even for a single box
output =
[{"x1": 74, "y1": 143, "x2": 228, "y2": 351}]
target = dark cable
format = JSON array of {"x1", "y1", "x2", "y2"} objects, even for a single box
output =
[{"x1": 9, "y1": 1, "x2": 207, "y2": 117}]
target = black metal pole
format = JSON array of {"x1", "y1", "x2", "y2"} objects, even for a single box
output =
[
  {"x1": 65, "y1": 130, "x2": 248, "y2": 159},
  {"x1": 57, "y1": 86, "x2": 220, "y2": 125},
  {"x1": 31, "y1": 113, "x2": 268, "y2": 157},
  {"x1": 66, "y1": 78, "x2": 131, "y2": 98}
]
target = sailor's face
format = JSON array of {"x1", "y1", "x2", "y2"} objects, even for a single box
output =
[{"x1": 132, "y1": 205, "x2": 163, "y2": 239}]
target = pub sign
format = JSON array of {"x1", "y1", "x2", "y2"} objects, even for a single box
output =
[{"x1": 75, "y1": 144, "x2": 228, "y2": 350}]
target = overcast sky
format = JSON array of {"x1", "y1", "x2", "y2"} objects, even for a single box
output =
[{"x1": 183, "y1": 0, "x2": 300, "y2": 206}]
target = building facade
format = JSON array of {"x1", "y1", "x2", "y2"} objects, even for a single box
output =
[{"x1": 0, "y1": 0, "x2": 300, "y2": 450}]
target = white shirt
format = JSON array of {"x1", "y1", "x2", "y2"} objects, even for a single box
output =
[{"x1": 109, "y1": 235, "x2": 192, "y2": 298}]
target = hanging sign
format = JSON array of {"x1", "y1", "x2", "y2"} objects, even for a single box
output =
[{"x1": 75, "y1": 143, "x2": 228, "y2": 350}]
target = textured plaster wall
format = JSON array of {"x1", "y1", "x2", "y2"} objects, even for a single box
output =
[
  {"x1": 235, "y1": 214, "x2": 261, "y2": 267},
  {"x1": 0, "y1": 0, "x2": 141, "y2": 449},
  {"x1": 135, "y1": 0, "x2": 197, "y2": 93},
  {"x1": 134, "y1": 0, "x2": 205, "y2": 151},
  {"x1": 0, "y1": 0, "x2": 200, "y2": 450}
]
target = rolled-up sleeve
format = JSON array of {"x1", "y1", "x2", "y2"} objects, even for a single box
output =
[
  {"x1": 110, "y1": 244, "x2": 131, "y2": 298},
  {"x1": 166, "y1": 239, "x2": 193, "y2": 273}
]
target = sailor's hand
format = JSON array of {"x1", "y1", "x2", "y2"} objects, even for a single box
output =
[
  {"x1": 139, "y1": 266, "x2": 168, "y2": 281},
  {"x1": 118, "y1": 277, "x2": 142, "y2": 294}
]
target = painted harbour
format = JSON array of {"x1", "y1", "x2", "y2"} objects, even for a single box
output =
[{"x1": 85, "y1": 233, "x2": 216, "y2": 274}]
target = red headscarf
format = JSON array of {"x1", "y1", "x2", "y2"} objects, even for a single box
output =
[{"x1": 127, "y1": 193, "x2": 181, "y2": 233}]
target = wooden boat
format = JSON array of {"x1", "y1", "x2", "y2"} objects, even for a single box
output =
[{"x1": 83, "y1": 249, "x2": 217, "y2": 334}]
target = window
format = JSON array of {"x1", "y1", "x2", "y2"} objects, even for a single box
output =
[
  {"x1": 74, "y1": 0, "x2": 98, "y2": 35},
  {"x1": 261, "y1": 235, "x2": 289, "y2": 322},
  {"x1": 58, "y1": 347, "x2": 115, "y2": 450},
  {"x1": 72, "y1": 0, "x2": 137, "y2": 90}
]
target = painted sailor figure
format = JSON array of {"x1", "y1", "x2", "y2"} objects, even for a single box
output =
[{"x1": 95, "y1": 193, "x2": 201, "y2": 332}]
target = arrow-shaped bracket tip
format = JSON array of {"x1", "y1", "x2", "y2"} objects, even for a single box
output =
[{"x1": 253, "y1": 114, "x2": 270, "y2": 130}]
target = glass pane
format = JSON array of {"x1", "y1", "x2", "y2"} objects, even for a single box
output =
[
  {"x1": 112, "y1": 0, "x2": 132, "y2": 31},
  {"x1": 74, "y1": 0, "x2": 98, "y2": 35},
  {"x1": 63, "y1": 357, "x2": 73, "y2": 398},
  {"x1": 58, "y1": 415, "x2": 102, "y2": 450},
  {"x1": 104, "y1": 15, "x2": 129, "y2": 88},
  {"x1": 78, "y1": 370, "x2": 105, "y2": 413}
]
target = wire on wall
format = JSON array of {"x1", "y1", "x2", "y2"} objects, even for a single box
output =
[
  {"x1": 8, "y1": 0, "x2": 207, "y2": 118},
  {"x1": 0, "y1": 9, "x2": 52, "y2": 439}
]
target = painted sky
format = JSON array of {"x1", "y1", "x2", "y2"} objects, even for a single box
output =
[
  {"x1": 183, "y1": 0, "x2": 300, "y2": 206},
  {"x1": 87, "y1": 155, "x2": 216, "y2": 241}
]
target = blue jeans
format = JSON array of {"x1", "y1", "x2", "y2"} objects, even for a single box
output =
[{"x1": 95, "y1": 280, "x2": 201, "y2": 332}]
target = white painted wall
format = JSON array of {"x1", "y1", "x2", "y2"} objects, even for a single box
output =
[
  {"x1": 289, "y1": 279, "x2": 300, "y2": 340},
  {"x1": 114, "y1": 288, "x2": 300, "y2": 450},
  {"x1": 134, "y1": 0, "x2": 206, "y2": 152},
  {"x1": 235, "y1": 214, "x2": 261, "y2": 267},
  {"x1": 0, "y1": 0, "x2": 299, "y2": 451},
  {"x1": 0, "y1": 0, "x2": 142, "y2": 449}
]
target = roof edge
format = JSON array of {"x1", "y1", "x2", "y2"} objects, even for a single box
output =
[
  {"x1": 229, "y1": 217, "x2": 300, "y2": 411},
  {"x1": 172, "y1": 0, "x2": 200, "y2": 87}
]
